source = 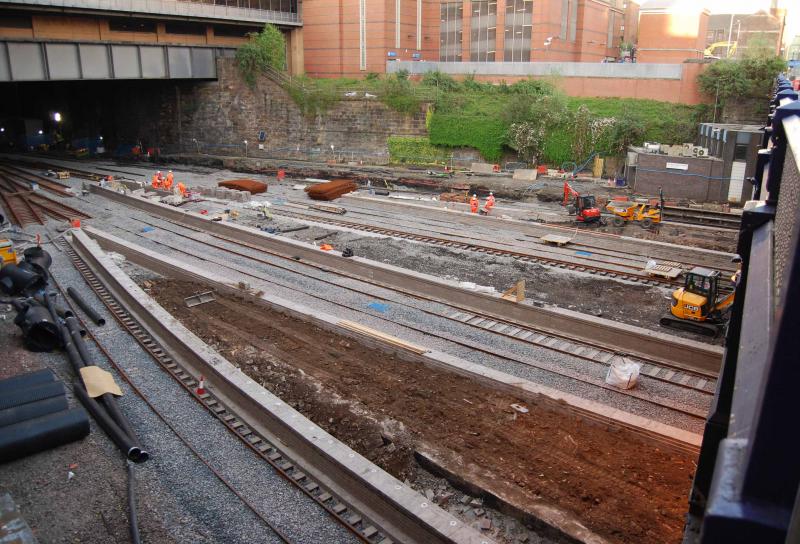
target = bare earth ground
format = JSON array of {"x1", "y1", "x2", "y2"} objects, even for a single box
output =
[{"x1": 145, "y1": 279, "x2": 696, "y2": 544}]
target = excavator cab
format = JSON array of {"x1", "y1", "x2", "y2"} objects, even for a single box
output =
[
  {"x1": 660, "y1": 266, "x2": 734, "y2": 336},
  {"x1": 563, "y1": 182, "x2": 604, "y2": 224},
  {"x1": 680, "y1": 268, "x2": 720, "y2": 319}
]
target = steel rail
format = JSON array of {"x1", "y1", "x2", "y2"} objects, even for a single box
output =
[
  {"x1": 0, "y1": 164, "x2": 74, "y2": 196},
  {"x1": 67, "y1": 227, "x2": 492, "y2": 544},
  {"x1": 341, "y1": 194, "x2": 738, "y2": 269},
  {"x1": 331, "y1": 200, "x2": 739, "y2": 274},
  {"x1": 87, "y1": 185, "x2": 724, "y2": 374},
  {"x1": 272, "y1": 207, "x2": 684, "y2": 287},
  {"x1": 79, "y1": 224, "x2": 703, "y2": 455},
  {"x1": 45, "y1": 261, "x2": 297, "y2": 544},
  {"x1": 114, "y1": 219, "x2": 711, "y2": 420},
  {"x1": 123, "y1": 215, "x2": 718, "y2": 397}
]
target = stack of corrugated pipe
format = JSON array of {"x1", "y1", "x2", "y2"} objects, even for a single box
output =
[
  {"x1": 305, "y1": 178, "x2": 357, "y2": 201},
  {"x1": 1, "y1": 244, "x2": 146, "y2": 543},
  {"x1": 0, "y1": 369, "x2": 89, "y2": 462},
  {"x1": 0, "y1": 246, "x2": 148, "y2": 463}
]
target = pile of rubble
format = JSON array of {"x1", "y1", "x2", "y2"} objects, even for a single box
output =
[{"x1": 192, "y1": 186, "x2": 252, "y2": 202}]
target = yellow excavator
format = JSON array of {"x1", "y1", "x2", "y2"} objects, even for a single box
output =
[
  {"x1": 704, "y1": 41, "x2": 737, "y2": 59},
  {"x1": 660, "y1": 261, "x2": 740, "y2": 337}
]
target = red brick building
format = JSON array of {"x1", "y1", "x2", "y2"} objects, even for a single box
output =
[{"x1": 303, "y1": 0, "x2": 639, "y2": 77}]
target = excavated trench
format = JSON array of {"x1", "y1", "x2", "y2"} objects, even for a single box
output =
[{"x1": 143, "y1": 277, "x2": 695, "y2": 544}]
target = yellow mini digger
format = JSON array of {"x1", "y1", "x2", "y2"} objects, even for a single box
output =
[{"x1": 660, "y1": 265, "x2": 738, "y2": 337}]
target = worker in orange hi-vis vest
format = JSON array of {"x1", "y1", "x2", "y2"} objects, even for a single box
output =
[
  {"x1": 486, "y1": 192, "x2": 496, "y2": 211},
  {"x1": 176, "y1": 181, "x2": 187, "y2": 197},
  {"x1": 164, "y1": 170, "x2": 174, "y2": 190},
  {"x1": 470, "y1": 194, "x2": 479, "y2": 214},
  {"x1": 152, "y1": 171, "x2": 162, "y2": 189}
]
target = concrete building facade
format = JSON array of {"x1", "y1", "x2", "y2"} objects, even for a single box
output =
[{"x1": 303, "y1": 0, "x2": 637, "y2": 77}]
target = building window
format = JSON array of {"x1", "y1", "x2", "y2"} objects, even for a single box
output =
[
  {"x1": 470, "y1": 0, "x2": 497, "y2": 62},
  {"x1": 504, "y1": 0, "x2": 532, "y2": 62},
  {"x1": 213, "y1": 24, "x2": 260, "y2": 38},
  {"x1": 560, "y1": 0, "x2": 568, "y2": 40},
  {"x1": 568, "y1": 0, "x2": 577, "y2": 42},
  {"x1": 108, "y1": 18, "x2": 157, "y2": 33},
  {"x1": 607, "y1": 11, "x2": 615, "y2": 50},
  {"x1": 0, "y1": 15, "x2": 32, "y2": 29},
  {"x1": 734, "y1": 132, "x2": 751, "y2": 161},
  {"x1": 164, "y1": 22, "x2": 206, "y2": 35},
  {"x1": 440, "y1": 2, "x2": 463, "y2": 62}
]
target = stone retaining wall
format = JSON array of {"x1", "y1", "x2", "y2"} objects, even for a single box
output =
[{"x1": 158, "y1": 59, "x2": 427, "y2": 160}]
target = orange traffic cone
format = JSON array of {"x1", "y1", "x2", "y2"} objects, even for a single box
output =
[{"x1": 196, "y1": 375, "x2": 206, "y2": 395}]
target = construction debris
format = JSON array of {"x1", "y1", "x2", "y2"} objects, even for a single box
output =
[
  {"x1": 218, "y1": 179, "x2": 267, "y2": 194},
  {"x1": 305, "y1": 179, "x2": 357, "y2": 201},
  {"x1": 439, "y1": 192, "x2": 468, "y2": 203},
  {"x1": 184, "y1": 291, "x2": 216, "y2": 307}
]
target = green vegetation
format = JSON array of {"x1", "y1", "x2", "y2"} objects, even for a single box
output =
[
  {"x1": 426, "y1": 80, "x2": 702, "y2": 164},
  {"x1": 697, "y1": 52, "x2": 787, "y2": 112},
  {"x1": 235, "y1": 46, "x2": 707, "y2": 161},
  {"x1": 387, "y1": 136, "x2": 451, "y2": 165},
  {"x1": 236, "y1": 24, "x2": 286, "y2": 86},
  {"x1": 281, "y1": 73, "x2": 430, "y2": 118}
]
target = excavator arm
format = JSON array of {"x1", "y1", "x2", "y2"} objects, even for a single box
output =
[{"x1": 563, "y1": 182, "x2": 579, "y2": 206}]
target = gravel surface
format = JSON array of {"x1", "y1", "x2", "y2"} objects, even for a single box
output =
[
  {"x1": 0, "y1": 224, "x2": 356, "y2": 544},
  {"x1": 94, "y1": 214, "x2": 709, "y2": 433}
]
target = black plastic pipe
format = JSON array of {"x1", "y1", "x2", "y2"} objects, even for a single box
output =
[
  {"x1": 66, "y1": 287, "x2": 106, "y2": 326},
  {"x1": 65, "y1": 317, "x2": 92, "y2": 367},
  {"x1": 0, "y1": 381, "x2": 66, "y2": 411},
  {"x1": 64, "y1": 317, "x2": 145, "y2": 451},
  {"x1": 0, "y1": 396, "x2": 69, "y2": 428},
  {"x1": 34, "y1": 294, "x2": 74, "y2": 320},
  {"x1": 0, "y1": 369, "x2": 55, "y2": 395},
  {"x1": 0, "y1": 407, "x2": 90, "y2": 463},
  {"x1": 45, "y1": 297, "x2": 84, "y2": 375},
  {"x1": 73, "y1": 381, "x2": 148, "y2": 463},
  {"x1": 12, "y1": 301, "x2": 62, "y2": 352}
]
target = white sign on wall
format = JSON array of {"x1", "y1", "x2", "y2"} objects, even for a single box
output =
[{"x1": 666, "y1": 162, "x2": 689, "y2": 171}]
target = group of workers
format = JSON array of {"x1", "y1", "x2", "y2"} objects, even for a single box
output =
[
  {"x1": 151, "y1": 170, "x2": 187, "y2": 197},
  {"x1": 469, "y1": 192, "x2": 496, "y2": 215}
]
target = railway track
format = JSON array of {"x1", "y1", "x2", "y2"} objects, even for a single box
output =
[
  {"x1": 85, "y1": 185, "x2": 724, "y2": 374},
  {"x1": 58, "y1": 240, "x2": 381, "y2": 544},
  {"x1": 102, "y1": 217, "x2": 713, "y2": 423},
  {"x1": 664, "y1": 206, "x2": 741, "y2": 229},
  {"x1": 67, "y1": 228, "x2": 487, "y2": 544},
  {"x1": 272, "y1": 208, "x2": 686, "y2": 288},
  {"x1": 131, "y1": 213, "x2": 719, "y2": 395},
  {"x1": 45, "y1": 261, "x2": 302, "y2": 544},
  {"x1": 338, "y1": 195, "x2": 739, "y2": 273},
  {"x1": 0, "y1": 173, "x2": 89, "y2": 227}
]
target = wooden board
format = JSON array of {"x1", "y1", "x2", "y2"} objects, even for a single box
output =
[
  {"x1": 337, "y1": 320, "x2": 429, "y2": 354},
  {"x1": 540, "y1": 234, "x2": 573, "y2": 246},
  {"x1": 645, "y1": 264, "x2": 683, "y2": 279}
]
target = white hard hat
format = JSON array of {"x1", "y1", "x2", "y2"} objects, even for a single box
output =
[
  {"x1": 157, "y1": 171, "x2": 162, "y2": 174},
  {"x1": 168, "y1": 170, "x2": 173, "y2": 173},
  {"x1": 489, "y1": 192, "x2": 493, "y2": 195},
  {"x1": 473, "y1": 194, "x2": 477, "y2": 197}
]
